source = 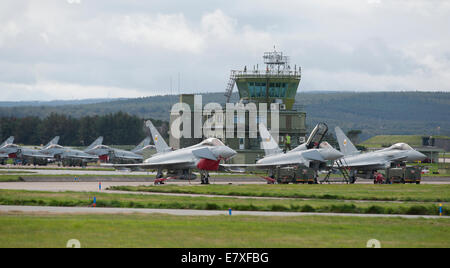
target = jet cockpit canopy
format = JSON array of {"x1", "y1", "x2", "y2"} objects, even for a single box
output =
[
  {"x1": 388, "y1": 143, "x2": 414, "y2": 151},
  {"x1": 200, "y1": 138, "x2": 225, "y2": 147}
]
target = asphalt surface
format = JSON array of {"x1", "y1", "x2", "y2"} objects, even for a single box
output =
[
  {"x1": 2, "y1": 166, "x2": 450, "y2": 184},
  {"x1": 3, "y1": 168, "x2": 154, "y2": 176},
  {"x1": 0, "y1": 167, "x2": 448, "y2": 218},
  {"x1": 1, "y1": 205, "x2": 448, "y2": 219}
]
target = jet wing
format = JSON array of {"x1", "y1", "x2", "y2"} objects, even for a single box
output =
[
  {"x1": 21, "y1": 152, "x2": 53, "y2": 159},
  {"x1": 103, "y1": 160, "x2": 193, "y2": 170},
  {"x1": 62, "y1": 154, "x2": 98, "y2": 160},
  {"x1": 342, "y1": 162, "x2": 385, "y2": 168},
  {"x1": 340, "y1": 155, "x2": 407, "y2": 169},
  {"x1": 221, "y1": 162, "x2": 306, "y2": 171},
  {"x1": 336, "y1": 160, "x2": 389, "y2": 170},
  {"x1": 112, "y1": 155, "x2": 143, "y2": 160}
]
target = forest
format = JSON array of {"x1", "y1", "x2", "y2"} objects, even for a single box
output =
[
  {"x1": 0, "y1": 112, "x2": 167, "y2": 146},
  {"x1": 0, "y1": 91, "x2": 448, "y2": 142}
]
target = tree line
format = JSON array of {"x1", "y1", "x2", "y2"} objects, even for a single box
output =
[{"x1": 0, "y1": 112, "x2": 168, "y2": 147}]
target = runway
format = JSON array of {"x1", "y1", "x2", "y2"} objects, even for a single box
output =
[
  {"x1": 1, "y1": 205, "x2": 448, "y2": 219},
  {"x1": 1, "y1": 167, "x2": 449, "y2": 184}
]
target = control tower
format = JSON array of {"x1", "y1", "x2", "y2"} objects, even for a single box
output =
[
  {"x1": 225, "y1": 50, "x2": 302, "y2": 110},
  {"x1": 223, "y1": 49, "x2": 307, "y2": 164},
  {"x1": 169, "y1": 49, "x2": 307, "y2": 164}
]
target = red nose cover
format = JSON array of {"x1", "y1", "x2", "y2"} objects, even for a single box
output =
[
  {"x1": 8, "y1": 153, "x2": 17, "y2": 159},
  {"x1": 197, "y1": 158, "x2": 220, "y2": 171},
  {"x1": 99, "y1": 155, "x2": 109, "y2": 162}
]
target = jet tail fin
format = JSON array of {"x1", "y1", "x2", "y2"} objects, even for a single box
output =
[
  {"x1": 335, "y1": 127, "x2": 359, "y2": 156},
  {"x1": 85, "y1": 136, "x2": 103, "y2": 152},
  {"x1": 259, "y1": 123, "x2": 283, "y2": 157},
  {"x1": 145, "y1": 120, "x2": 171, "y2": 154},
  {"x1": 132, "y1": 137, "x2": 151, "y2": 153},
  {"x1": 1, "y1": 136, "x2": 14, "y2": 147},
  {"x1": 44, "y1": 136, "x2": 60, "y2": 148}
]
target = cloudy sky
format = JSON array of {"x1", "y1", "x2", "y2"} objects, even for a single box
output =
[{"x1": 0, "y1": 0, "x2": 449, "y2": 101}]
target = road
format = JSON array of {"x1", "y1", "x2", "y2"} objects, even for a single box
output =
[
  {"x1": 1, "y1": 205, "x2": 448, "y2": 219},
  {"x1": 2, "y1": 166, "x2": 450, "y2": 184},
  {"x1": 0, "y1": 181, "x2": 447, "y2": 205}
]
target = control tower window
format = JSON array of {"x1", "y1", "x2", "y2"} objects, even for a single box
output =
[
  {"x1": 248, "y1": 82, "x2": 267, "y2": 98},
  {"x1": 261, "y1": 83, "x2": 266, "y2": 97},
  {"x1": 269, "y1": 83, "x2": 275, "y2": 97},
  {"x1": 249, "y1": 82, "x2": 255, "y2": 97}
]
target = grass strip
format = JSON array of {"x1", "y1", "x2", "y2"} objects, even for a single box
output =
[
  {"x1": 0, "y1": 213, "x2": 449, "y2": 248},
  {"x1": 108, "y1": 184, "x2": 450, "y2": 203},
  {"x1": 0, "y1": 189, "x2": 447, "y2": 216}
]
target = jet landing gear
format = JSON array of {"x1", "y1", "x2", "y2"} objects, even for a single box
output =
[
  {"x1": 154, "y1": 169, "x2": 166, "y2": 185},
  {"x1": 200, "y1": 171, "x2": 210, "y2": 185}
]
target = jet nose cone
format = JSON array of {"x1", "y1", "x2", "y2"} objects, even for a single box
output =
[
  {"x1": 416, "y1": 151, "x2": 427, "y2": 161},
  {"x1": 217, "y1": 146, "x2": 237, "y2": 160},
  {"x1": 226, "y1": 147, "x2": 237, "y2": 159}
]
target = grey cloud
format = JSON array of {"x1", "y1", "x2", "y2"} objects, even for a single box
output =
[{"x1": 0, "y1": 0, "x2": 449, "y2": 101}]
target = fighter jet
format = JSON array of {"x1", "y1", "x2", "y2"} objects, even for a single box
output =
[
  {"x1": 0, "y1": 137, "x2": 14, "y2": 164},
  {"x1": 40, "y1": 142, "x2": 99, "y2": 167},
  {"x1": 335, "y1": 127, "x2": 427, "y2": 183},
  {"x1": 223, "y1": 123, "x2": 343, "y2": 183},
  {"x1": 85, "y1": 136, "x2": 152, "y2": 164},
  {"x1": 104, "y1": 120, "x2": 237, "y2": 184},
  {"x1": 131, "y1": 137, "x2": 155, "y2": 155},
  {"x1": 0, "y1": 137, "x2": 60, "y2": 165}
]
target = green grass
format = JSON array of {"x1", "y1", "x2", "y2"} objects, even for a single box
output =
[
  {"x1": 0, "y1": 189, "x2": 447, "y2": 216},
  {"x1": 0, "y1": 175, "x2": 24, "y2": 182},
  {"x1": 361, "y1": 135, "x2": 424, "y2": 148},
  {"x1": 108, "y1": 184, "x2": 450, "y2": 203},
  {"x1": 0, "y1": 170, "x2": 34, "y2": 174},
  {"x1": 0, "y1": 213, "x2": 448, "y2": 248}
]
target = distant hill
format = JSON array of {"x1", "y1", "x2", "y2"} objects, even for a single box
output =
[
  {"x1": 295, "y1": 92, "x2": 450, "y2": 140},
  {"x1": 0, "y1": 92, "x2": 448, "y2": 140},
  {"x1": 361, "y1": 135, "x2": 424, "y2": 148},
  {"x1": 0, "y1": 98, "x2": 121, "y2": 107},
  {"x1": 361, "y1": 135, "x2": 450, "y2": 148}
]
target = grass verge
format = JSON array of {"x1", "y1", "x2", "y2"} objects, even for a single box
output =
[
  {"x1": 0, "y1": 175, "x2": 24, "y2": 182},
  {"x1": 0, "y1": 189, "x2": 447, "y2": 216},
  {"x1": 108, "y1": 184, "x2": 450, "y2": 202},
  {"x1": 0, "y1": 213, "x2": 449, "y2": 248}
]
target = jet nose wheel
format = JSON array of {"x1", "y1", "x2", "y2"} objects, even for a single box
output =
[{"x1": 200, "y1": 171, "x2": 210, "y2": 185}]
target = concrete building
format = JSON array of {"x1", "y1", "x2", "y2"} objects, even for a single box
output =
[{"x1": 169, "y1": 50, "x2": 307, "y2": 164}]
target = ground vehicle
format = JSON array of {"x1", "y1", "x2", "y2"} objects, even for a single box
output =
[
  {"x1": 385, "y1": 166, "x2": 422, "y2": 184},
  {"x1": 265, "y1": 166, "x2": 317, "y2": 184}
]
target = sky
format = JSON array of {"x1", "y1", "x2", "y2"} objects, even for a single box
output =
[{"x1": 0, "y1": 0, "x2": 449, "y2": 101}]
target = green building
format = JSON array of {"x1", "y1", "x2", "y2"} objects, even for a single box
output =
[{"x1": 170, "y1": 50, "x2": 307, "y2": 164}]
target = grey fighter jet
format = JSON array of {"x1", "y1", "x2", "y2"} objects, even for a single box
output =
[
  {"x1": 105, "y1": 120, "x2": 237, "y2": 184},
  {"x1": 40, "y1": 143, "x2": 99, "y2": 167},
  {"x1": 0, "y1": 137, "x2": 60, "y2": 165},
  {"x1": 335, "y1": 127, "x2": 427, "y2": 183},
  {"x1": 0, "y1": 137, "x2": 14, "y2": 164},
  {"x1": 85, "y1": 136, "x2": 152, "y2": 164},
  {"x1": 223, "y1": 123, "x2": 343, "y2": 183}
]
